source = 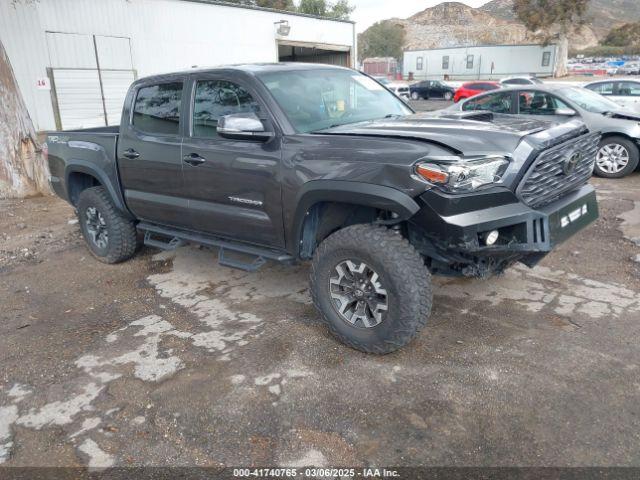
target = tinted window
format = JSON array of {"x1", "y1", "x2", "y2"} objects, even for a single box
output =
[
  {"x1": 586, "y1": 82, "x2": 614, "y2": 95},
  {"x1": 504, "y1": 78, "x2": 529, "y2": 85},
  {"x1": 133, "y1": 82, "x2": 183, "y2": 135},
  {"x1": 463, "y1": 92, "x2": 512, "y2": 113},
  {"x1": 466, "y1": 55, "x2": 474, "y2": 69},
  {"x1": 475, "y1": 83, "x2": 499, "y2": 91},
  {"x1": 518, "y1": 91, "x2": 570, "y2": 115},
  {"x1": 542, "y1": 52, "x2": 551, "y2": 67},
  {"x1": 192, "y1": 80, "x2": 261, "y2": 138},
  {"x1": 442, "y1": 56, "x2": 449, "y2": 70},
  {"x1": 617, "y1": 81, "x2": 640, "y2": 97}
]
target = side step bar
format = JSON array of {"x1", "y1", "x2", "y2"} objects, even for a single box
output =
[{"x1": 138, "y1": 222, "x2": 294, "y2": 272}]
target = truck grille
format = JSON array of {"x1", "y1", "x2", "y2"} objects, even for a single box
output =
[{"x1": 518, "y1": 132, "x2": 600, "y2": 208}]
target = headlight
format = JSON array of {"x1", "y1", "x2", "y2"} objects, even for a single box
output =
[{"x1": 415, "y1": 155, "x2": 510, "y2": 193}]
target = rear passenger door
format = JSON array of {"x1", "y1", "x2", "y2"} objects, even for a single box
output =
[
  {"x1": 118, "y1": 78, "x2": 191, "y2": 228},
  {"x1": 180, "y1": 74, "x2": 284, "y2": 248}
]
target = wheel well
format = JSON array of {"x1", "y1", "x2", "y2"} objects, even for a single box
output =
[
  {"x1": 600, "y1": 132, "x2": 639, "y2": 148},
  {"x1": 299, "y1": 202, "x2": 398, "y2": 259},
  {"x1": 67, "y1": 172, "x2": 101, "y2": 206}
]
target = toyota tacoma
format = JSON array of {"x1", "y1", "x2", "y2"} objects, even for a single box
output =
[{"x1": 46, "y1": 64, "x2": 600, "y2": 354}]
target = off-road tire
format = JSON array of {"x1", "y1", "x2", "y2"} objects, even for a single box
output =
[
  {"x1": 593, "y1": 136, "x2": 639, "y2": 178},
  {"x1": 310, "y1": 224, "x2": 432, "y2": 354},
  {"x1": 77, "y1": 186, "x2": 138, "y2": 264}
]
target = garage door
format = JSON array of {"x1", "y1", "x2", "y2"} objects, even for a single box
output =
[
  {"x1": 52, "y1": 69, "x2": 106, "y2": 129},
  {"x1": 278, "y1": 41, "x2": 352, "y2": 67},
  {"x1": 47, "y1": 32, "x2": 136, "y2": 130}
]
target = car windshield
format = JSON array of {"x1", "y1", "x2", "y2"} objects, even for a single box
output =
[
  {"x1": 559, "y1": 87, "x2": 622, "y2": 113},
  {"x1": 257, "y1": 69, "x2": 412, "y2": 133}
]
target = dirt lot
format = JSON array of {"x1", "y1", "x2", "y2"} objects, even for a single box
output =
[{"x1": 1, "y1": 173, "x2": 639, "y2": 471}]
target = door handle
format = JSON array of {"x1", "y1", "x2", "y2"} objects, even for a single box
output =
[
  {"x1": 183, "y1": 153, "x2": 206, "y2": 166},
  {"x1": 123, "y1": 148, "x2": 140, "y2": 160}
]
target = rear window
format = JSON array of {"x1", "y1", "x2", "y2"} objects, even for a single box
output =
[{"x1": 133, "y1": 82, "x2": 183, "y2": 135}]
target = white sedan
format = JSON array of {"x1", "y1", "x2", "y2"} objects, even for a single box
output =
[{"x1": 584, "y1": 80, "x2": 640, "y2": 113}]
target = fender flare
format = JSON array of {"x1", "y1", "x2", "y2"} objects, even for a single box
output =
[
  {"x1": 288, "y1": 180, "x2": 420, "y2": 256},
  {"x1": 64, "y1": 161, "x2": 132, "y2": 218}
]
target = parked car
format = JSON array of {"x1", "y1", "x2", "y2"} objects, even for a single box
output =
[
  {"x1": 451, "y1": 84, "x2": 640, "y2": 178},
  {"x1": 409, "y1": 80, "x2": 455, "y2": 101},
  {"x1": 388, "y1": 82, "x2": 411, "y2": 100},
  {"x1": 620, "y1": 62, "x2": 640, "y2": 75},
  {"x1": 454, "y1": 81, "x2": 500, "y2": 103},
  {"x1": 46, "y1": 64, "x2": 599, "y2": 354},
  {"x1": 500, "y1": 76, "x2": 543, "y2": 86},
  {"x1": 584, "y1": 80, "x2": 640, "y2": 113}
]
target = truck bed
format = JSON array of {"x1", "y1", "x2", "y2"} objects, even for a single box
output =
[{"x1": 46, "y1": 126, "x2": 121, "y2": 207}]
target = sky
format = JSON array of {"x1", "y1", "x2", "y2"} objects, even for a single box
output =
[{"x1": 350, "y1": 0, "x2": 492, "y2": 32}]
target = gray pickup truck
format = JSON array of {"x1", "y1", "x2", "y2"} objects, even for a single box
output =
[{"x1": 47, "y1": 63, "x2": 600, "y2": 354}]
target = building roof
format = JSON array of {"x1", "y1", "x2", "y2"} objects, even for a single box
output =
[
  {"x1": 181, "y1": 0, "x2": 355, "y2": 24},
  {"x1": 404, "y1": 44, "x2": 557, "y2": 53}
]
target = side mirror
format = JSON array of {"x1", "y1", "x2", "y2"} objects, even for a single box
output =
[
  {"x1": 555, "y1": 108, "x2": 577, "y2": 117},
  {"x1": 217, "y1": 113, "x2": 274, "y2": 141}
]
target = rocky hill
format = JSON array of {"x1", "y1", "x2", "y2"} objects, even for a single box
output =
[
  {"x1": 480, "y1": 0, "x2": 640, "y2": 39},
  {"x1": 369, "y1": 1, "x2": 601, "y2": 53}
]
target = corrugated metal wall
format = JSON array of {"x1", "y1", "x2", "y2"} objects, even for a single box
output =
[{"x1": 0, "y1": 0, "x2": 355, "y2": 131}]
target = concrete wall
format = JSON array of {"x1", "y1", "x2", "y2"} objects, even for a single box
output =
[
  {"x1": 0, "y1": 0, "x2": 355, "y2": 131},
  {"x1": 403, "y1": 44, "x2": 557, "y2": 81}
]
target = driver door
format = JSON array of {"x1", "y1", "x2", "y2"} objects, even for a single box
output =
[
  {"x1": 516, "y1": 91, "x2": 575, "y2": 122},
  {"x1": 180, "y1": 74, "x2": 285, "y2": 248}
]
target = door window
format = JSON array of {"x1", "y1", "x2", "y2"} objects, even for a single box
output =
[
  {"x1": 192, "y1": 80, "x2": 262, "y2": 138},
  {"x1": 518, "y1": 91, "x2": 569, "y2": 115},
  {"x1": 586, "y1": 82, "x2": 614, "y2": 95},
  {"x1": 132, "y1": 82, "x2": 183, "y2": 135},
  {"x1": 463, "y1": 92, "x2": 512, "y2": 113},
  {"x1": 617, "y1": 82, "x2": 640, "y2": 97}
]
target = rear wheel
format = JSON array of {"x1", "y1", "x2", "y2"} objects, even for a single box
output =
[
  {"x1": 310, "y1": 225, "x2": 432, "y2": 354},
  {"x1": 77, "y1": 186, "x2": 138, "y2": 264},
  {"x1": 594, "y1": 136, "x2": 639, "y2": 178},
  {"x1": 444, "y1": 91, "x2": 453, "y2": 101},
  {"x1": 411, "y1": 91, "x2": 421, "y2": 101}
]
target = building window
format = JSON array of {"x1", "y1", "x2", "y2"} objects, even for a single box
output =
[
  {"x1": 442, "y1": 56, "x2": 449, "y2": 70},
  {"x1": 466, "y1": 55, "x2": 474, "y2": 69},
  {"x1": 542, "y1": 51, "x2": 551, "y2": 67},
  {"x1": 416, "y1": 57, "x2": 424, "y2": 71},
  {"x1": 133, "y1": 82, "x2": 183, "y2": 135}
]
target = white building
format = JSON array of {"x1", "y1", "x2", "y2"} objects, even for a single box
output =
[
  {"x1": 403, "y1": 44, "x2": 558, "y2": 81},
  {"x1": 0, "y1": 0, "x2": 356, "y2": 131}
]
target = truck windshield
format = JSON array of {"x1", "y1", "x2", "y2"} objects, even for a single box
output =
[{"x1": 257, "y1": 69, "x2": 412, "y2": 133}]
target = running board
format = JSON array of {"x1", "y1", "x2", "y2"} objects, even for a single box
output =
[{"x1": 138, "y1": 222, "x2": 294, "y2": 272}]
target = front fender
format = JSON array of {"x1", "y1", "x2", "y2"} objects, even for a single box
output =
[{"x1": 287, "y1": 180, "x2": 420, "y2": 256}]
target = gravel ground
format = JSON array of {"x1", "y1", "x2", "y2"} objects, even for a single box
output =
[{"x1": 1, "y1": 174, "x2": 639, "y2": 471}]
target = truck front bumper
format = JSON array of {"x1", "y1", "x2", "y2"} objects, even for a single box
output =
[{"x1": 409, "y1": 185, "x2": 598, "y2": 277}]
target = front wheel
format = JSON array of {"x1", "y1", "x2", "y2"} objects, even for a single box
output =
[
  {"x1": 444, "y1": 91, "x2": 453, "y2": 101},
  {"x1": 310, "y1": 225, "x2": 432, "y2": 354},
  {"x1": 594, "y1": 136, "x2": 639, "y2": 178}
]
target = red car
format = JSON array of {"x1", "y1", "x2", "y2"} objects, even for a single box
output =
[{"x1": 454, "y1": 81, "x2": 501, "y2": 103}]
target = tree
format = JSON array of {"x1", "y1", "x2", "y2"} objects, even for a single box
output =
[
  {"x1": 1, "y1": 2, "x2": 49, "y2": 198},
  {"x1": 358, "y1": 21, "x2": 406, "y2": 63},
  {"x1": 603, "y1": 22, "x2": 640, "y2": 48},
  {"x1": 513, "y1": 0, "x2": 589, "y2": 77},
  {"x1": 298, "y1": 0, "x2": 354, "y2": 20}
]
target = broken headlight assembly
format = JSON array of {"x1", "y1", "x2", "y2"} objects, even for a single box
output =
[{"x1": 415, "y1": 155, "x2": 510, "y2": 193}]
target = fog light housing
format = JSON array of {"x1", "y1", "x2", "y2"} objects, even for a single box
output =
[{"x1": 484, "y1": 230, "x2": 499, "y2": 246}]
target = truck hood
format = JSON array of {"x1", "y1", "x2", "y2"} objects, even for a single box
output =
[{"x1": 313, "y1": 112, "x2": 555, "y2": 156}]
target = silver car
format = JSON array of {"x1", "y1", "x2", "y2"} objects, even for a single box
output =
[{"x1": 448, "y1": 84, "x2": 640, "y2": 178}]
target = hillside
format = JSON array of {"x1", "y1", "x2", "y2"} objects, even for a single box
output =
[
  {"x1": 362, "y1": 1, "x2": 640, "y2": 55},
  {"x1": 480, "y1": 0, "x2": 640, "y2": 39}
]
